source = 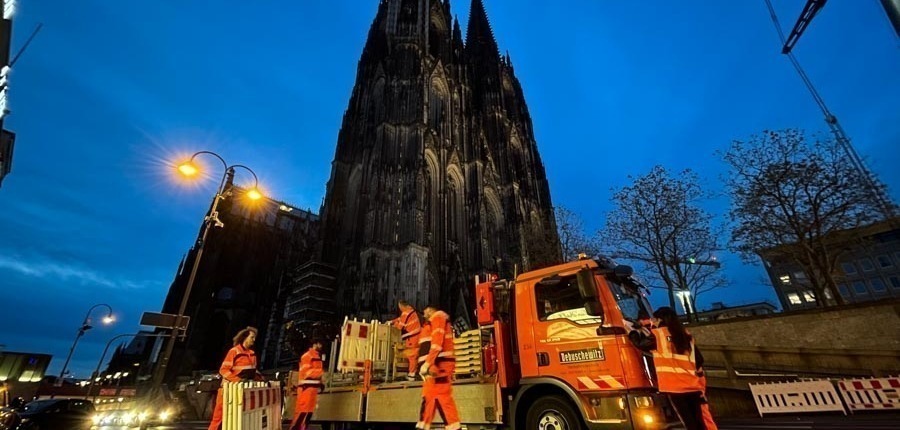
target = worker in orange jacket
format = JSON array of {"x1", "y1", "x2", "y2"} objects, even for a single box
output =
[
  {"x1": 208, "y1": 327, "x2": 263, "y2": 430},
  {"x1": 416, "y1": 305, "x2": 461, "y2": 430},
  {"x1": 290, "y1": 339, "x2": 324, "y2": 430},
  {"x1": 392, "y1": 300, "x2": 422, "y2": 380},
  {"x1": 649, "y1": 307, "x2": 707, "y2": 430}
]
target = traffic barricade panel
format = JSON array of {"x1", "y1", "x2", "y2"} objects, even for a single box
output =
[
  {"x1": 749, "y1": 380, "x2": 846, "y2": 416},
  {"x1": 838, "y1": 376, "x2": 900, "y2": 413}
]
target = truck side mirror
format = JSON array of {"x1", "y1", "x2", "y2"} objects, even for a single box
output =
[
  {"x1": 576, "y1": 270, "x2": 597, "y2": 299},
  {"x1": 613, "y1": 265, "x2": 634, "y2": 278},
  {"x1": 576, "y1": 270, "x2": 604, "y2": 318},
  {"x1": 584, "y1": 301, "x2": 604, "y2": 318}
]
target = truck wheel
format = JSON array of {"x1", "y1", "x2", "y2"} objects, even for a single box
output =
[{"x1": 525, "y1": 395, "x2": 583, "y2": 430}]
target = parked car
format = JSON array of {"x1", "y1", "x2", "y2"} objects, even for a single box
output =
[{"x1": 0, "y1": 399, "x2": 94, "y2": 430}]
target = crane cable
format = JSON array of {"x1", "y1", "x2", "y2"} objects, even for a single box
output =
[{"x1": 762, "y1": 0, "x2": 896, "y2": 219}]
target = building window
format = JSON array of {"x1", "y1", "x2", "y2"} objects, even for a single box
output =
[
  {"x1": 860, "y1": 258, "x2": 875, "y2": 272},
  {"x1": 890, "y1": 276, "x2": 900, "y2": 290},
  {"x1": 802, "y1": 290, "x2": 816, "y2": 302},
  {"x1": 838, "y1": 284, "x2": 850, "y2": 297},
  {"x1": 841, "y1": 262, "x2": 857, "y2": 275},
  {"x1": 793, "y1": 271, "x2": 807, "y2": 281},
  {"x1": 787, "y1": 293, "x2": 802, "y2": 305},
  {"x1": 824, "y1": 288, "x2": 833, "y2": 299},
  {"x1": 779, "y1": 274, "x2": 791, "y2": 285},
  {"x1": 877, "y1": 255, "x2": 893, "y2": 268},
  {"x1": 852, "y1": 281, "x2": 868, "y2": 295},
  {"x1": 870, "y1": 278, "x2": 887, "y2": 292}
]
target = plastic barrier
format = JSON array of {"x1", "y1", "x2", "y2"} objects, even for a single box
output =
[
  {"x1": 838, "y1": 377, "x2": 900, "y2": 413},
  {"x1": 749, "y1": 380, "x2": 846, "y2": 416},
  {"x1": 337, "y1": 317, "x2": 399, "y2": 377},
  {"x1": 338, "y1": 317, "x2": 374, "y2": 373},
  {"x1": 222, "y1": 380, "x2": 282, "y2": 430}
]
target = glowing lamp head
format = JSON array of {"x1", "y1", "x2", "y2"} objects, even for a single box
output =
[
  {"x1": 102, "y1": 315, "x2": 115, "y2": 325},
  {"x1": 246, "y1": 188, "x2": 263, "y2": 201},
  {"x1": 177, "y1": 162, "x2": 199, "y2": 177}
]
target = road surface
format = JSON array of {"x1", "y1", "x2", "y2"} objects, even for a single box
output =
[{"x1": 128, "y1": 414, "x2": 900, "y2": 429}]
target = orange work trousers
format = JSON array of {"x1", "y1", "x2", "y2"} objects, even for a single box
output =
[
  {"x1": 207, "y1": 388, "x2": 224, "y2": 430},
  {"x1": 404, "y1": 337, "x2": 420, "y2": 374},
  {"x1": 699, "y1": 375, "x2": 718, "y2": 430},
  {"x1": 290, "y1": 386, "x2": 318, "y2": 430},
  {"x1": 701, "y1": 403, "x2": 718, "y2": 430},
  {"x1": 417, "y1": 378, "x2": 461, "y2": 430}
]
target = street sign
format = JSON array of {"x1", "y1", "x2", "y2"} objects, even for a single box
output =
[{"x1": 140, "y1": 312, "x2": 190, "y2": 331}]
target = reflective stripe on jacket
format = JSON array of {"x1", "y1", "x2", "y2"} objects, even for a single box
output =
[
  {"x1": 298, "y1": 348, "x2": 324, "y2": 386},
  {"x1": 651, "y1": 326, "x2": 703, "y2": 393},
  {"x1": 424, "y1": 311, "x2": 455, "y2": 373},
  {"x1": 219, "y1": 344, "x2": 257, "y2": 382},
  {"x1": 393, "y1": 308, "x2": 422, "y2": 340}
]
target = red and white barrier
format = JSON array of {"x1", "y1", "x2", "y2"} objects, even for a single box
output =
[
  {"x1": 749, "y1": 380, "x2": 846, "y2": 416},
  {"x1": 223, "y1": 381, "x2": 282, "y2": 430},
  {"x1": 838, "y1": 377, "x2": 900, "y2": 413}
]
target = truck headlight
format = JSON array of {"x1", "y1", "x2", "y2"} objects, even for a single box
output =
[{"x1": 633, "y1": 395, "x2": 654, "y2": 408}]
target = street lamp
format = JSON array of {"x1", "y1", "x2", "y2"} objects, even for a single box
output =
[
  {"x1": 151, "y1": 150, "x2": 263, "y2": 391},
  {"x1": 56, "y1": 304, "x2": 115, "y2": 389}
]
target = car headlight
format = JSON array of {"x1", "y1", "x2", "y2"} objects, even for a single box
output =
[
  {"x1": 92, "y1": 414, "x2": 102, "y2": 425},
  {"x1": 159, "y1": 410, "x2": 171, "y2": 422}
]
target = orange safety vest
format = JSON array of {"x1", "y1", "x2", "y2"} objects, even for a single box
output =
[
  {"x1": 393, "y1": 308, "x2": 422, "y2": 341},
  {"x1": 219, "y1": 344, "x2": 257, "y2": 382},
  {"x1": 651, "y1": 327, "x2": 703, "y2": 393},
  {"x1": 298, "y1": 349, "x2": 324, "y2": 387},
  {"x1": 424, "y1": 311, "x2": 455, "y2": 377}
]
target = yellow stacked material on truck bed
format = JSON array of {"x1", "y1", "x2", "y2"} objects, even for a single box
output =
[{"x1": 453, "y1": 330, "x2": 481, "y2": 377}]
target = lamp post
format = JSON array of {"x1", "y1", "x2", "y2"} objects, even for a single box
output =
[
  {"x1": 150, "y1": 151, "x2": 263, "y2": 391},
  {"x1": 56, "y1": 304, "x2": 115, "y2": 391}
]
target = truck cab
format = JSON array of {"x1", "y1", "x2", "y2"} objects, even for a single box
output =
[{"x1": 480, "y1": 256, "x2": 678, "y2": 429}]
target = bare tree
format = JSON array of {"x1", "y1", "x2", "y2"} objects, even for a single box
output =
[
  {"x1": 721, "y1": 129, "x2": 886, "y2": 307},
  {"x1": 555, "y1": 205, "x2": 601, "y2": 262},
  {"x1": 600, "y1": 166, "x2": 726, "y2": 319}
]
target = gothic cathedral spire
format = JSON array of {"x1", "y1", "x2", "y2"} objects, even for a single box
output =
[{"x1": 317, "y1": 0, "x2": 560, "y2": 322}]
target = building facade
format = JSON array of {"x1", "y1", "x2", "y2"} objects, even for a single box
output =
[
  {"x1": 761, "y1": 217, "x2": 900, "y2": 311},
  {"x1": 159, "y1": 180, "x2": 319, "y2": 376},
  {"x1": 317, "y1": 0, "x2": 560, "y2": 322}
]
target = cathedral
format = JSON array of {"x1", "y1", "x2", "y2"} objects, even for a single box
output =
[
  {"x1": 157, "y1": 0, "x2": 561, "y2": 374},
  {"x1": 317, "y1": 0, "x2": 560, "y2": 321}
]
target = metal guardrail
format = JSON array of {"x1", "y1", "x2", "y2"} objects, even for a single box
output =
[{"x1": 700, "y1": 344, "x2": 900, "y2": 389}]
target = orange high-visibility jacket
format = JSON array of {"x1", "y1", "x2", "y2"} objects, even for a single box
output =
[
  {"x1": 219, "y1": 344, "x2": 257, "y2": 382},
  {"x1": 298, "y1": 348, "x2": 324, "y2": 387},
  {"x1": 651, "y1": 327, "x2": 703, "y2": 393},
  {"x1": 417, "y1": 321, "x2": 432, "y2": 364},
  {"x1": 424, "y1": 311, "x2": 455, "y2": 376},
  {"x1": 393, "y1": 308, "x2": 422, "y2": 342}
]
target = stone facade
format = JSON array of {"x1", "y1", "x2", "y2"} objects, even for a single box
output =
[
  {"x1": 318, "y1": 0, "x2": 560, "y2": 322},
  {"x1": 160, "y1": 181, "x2": 319, "y2": 375}
]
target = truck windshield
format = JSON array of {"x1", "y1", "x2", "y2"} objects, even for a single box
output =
[
  {"x1": 535, "y1": 275, "x2": 604, "y2": 325},
  {"x1": 605, "y1": 276, "x2": 651, "y2": 323}
]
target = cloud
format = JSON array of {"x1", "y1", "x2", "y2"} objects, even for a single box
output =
[{"x1": 0, "y1": 253, "x2": 159, "y2": 291}]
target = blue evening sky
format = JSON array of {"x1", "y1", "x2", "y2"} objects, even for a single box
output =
[{"x1": 0, "y1": 1, "x2": 897, "y2": 378}]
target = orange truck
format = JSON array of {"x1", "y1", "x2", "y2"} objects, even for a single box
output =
[{"x1": 312, "y1": 256, "x2": 679, "y2": 429}]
